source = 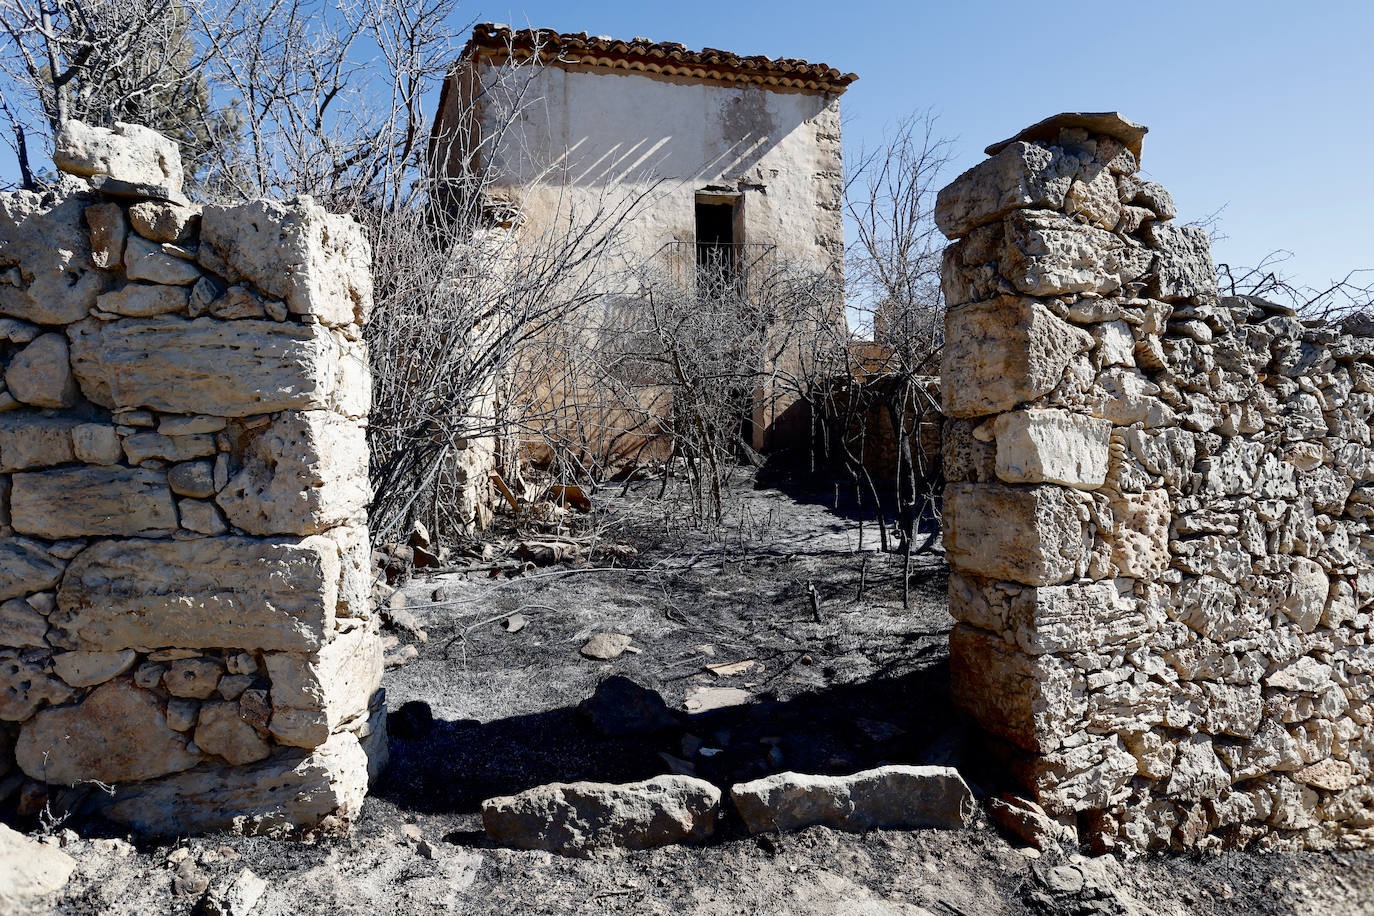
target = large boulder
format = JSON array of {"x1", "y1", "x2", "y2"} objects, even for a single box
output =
[
  {"x1": 53, "y1": 120, "x2": 184, "y2": 192},
  {"x1": 15, "y1": 677, "x2": 203, "y2": 785},
  {"x1": 198, "y1": 197, "x2": 372, "y2": 327},
  {"x1": 730, "y1": 765, "x2": 976, "y2": 834},
  {"x1": 482, "y1": 775, "x2": 720, "y2": 856},
  {"x1": 52, "y1": 536, "x2": 340, "y2": 652}
]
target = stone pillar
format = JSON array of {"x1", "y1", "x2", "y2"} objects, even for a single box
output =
[{"x1": 0, "y1": 121, "x2": 384, "y2": 836}]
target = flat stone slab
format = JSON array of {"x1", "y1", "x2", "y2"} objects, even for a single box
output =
[
  {"x1": 52, "y1": 536, "x2": 339, "y2": 652},
  {"x1": 730, "y1": 765, "x2": 976, "y2": 835},
  {"x1": 482, "y1": 775, "x2": 721, "y2": 856},
  {"x1": 985, "y1": 112, "x2": 1148, "y2": 161}
]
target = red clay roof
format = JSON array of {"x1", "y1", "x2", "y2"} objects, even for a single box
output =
[{"x1": 462, "y1": 23, "x2": 858, "y2": 94}]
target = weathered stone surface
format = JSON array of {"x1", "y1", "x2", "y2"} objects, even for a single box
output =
[
  {"x1": 482, "y1": 775, "x2": 720, "y2": 856},
  {"x1": 199, "y1": 868, "x2": 268, "y2": 916},
  {"x1": 580, "y1": 632, "x2": 633, "y2": 660},
  {"x1": 944, "y1": 483, "x2": 1086, "y2": 586},
  {"x1": 985, "y1": 112, "x2": 1148, "y2": 162},
  {"x1": 69, "y1": 422, "x2": 120, "y2": 465},
  {"x1": 11, "y1": 466, "x2": 177, "y2": 538},
  {"x1": 0, "y1": 598, "x2": 49, "y2": 647},
  {"x1": 96, "y1": 283, "x2": 188, "y2": 317},
  {"x1": 54, "y1": 120, "x2": 184, "y2": 191},
  {"x1": 935, "y1": 142, "x2": 1075, "y2": 239},
  {"x1": 0, "y1": 822, "x2": 76, "y2": 903},
  {"x1": 15, "y1": 678, "x2": 202, "y2": 785},
  {"x1": 199, "y1": 198, "x2": 372, "y2": 326},
  {"x1": 950, "y1": 624, "x2": 1086, "y2": 754},
  {"x1": 164, "y1": 657, "x2": 223, "y2": 699},
  {"x1": 121, "y1": 431, "x2": 215, "y2": 464},
  {"x1": 994, "y1": 409, "x2": 1110, "y2": 489},
  {"x1": 50, "y1": 649, "x2": 137, "y2": 687},
  {"x1": 0, "y1": 190, "x2": 110, "y2": 324},
  {"x1": 85, "y1": 202, "x2": 127, "y2": 269},
  {"x1": 128, "y1": 201, "x2": 199, "y2": 243},
  {"x1": 942, "y1": 297, "x2": 1092, "y2": 418},
  {"x1": 217, "y1": 411, "x2": 369, "y2": 536},
  {"x1": 168, "y1": 459, "x2": 216, "y2": 498},
  {"x1": 730, "y1": 766, "x2": 975, "y2": 835},
  {"x1": 179, "y1": 498, "x2": 228, "y2": 535},
  {"x1": 1063, "y1": 165, "x2": 1122, "y2": 231},
  {"x1": 99, "y1": 729, "x2": 372, "y2": 836},
  {"x1": 68, "y1": 316, "x2": 365, "y2": 418},
  {"x1": 1109, "y1": 489, "x2": 1170, "y2": 577},
  {"x1": 1132, "y1": 180, "x2": 1176, "y2": 220},
  {"x1": 196, "y1": 700, "x2": 272, "y2": 765},
  {"x1": 0, "y1": 414, "x2": 82, "y2": 472},
  {"x1": 6, "y1": 334, "x2": 78, "y2": 408},
  {"x1": 1145, "y1": 223, "x2": 1216, "y2": 301},
  {"x1": 999, "y1": 210, "x2": 1154, "y2": 300},
  {"x1": 0, "y1": 537, "x2": 64, "y2": 600},
  {"x1": 53, "y1": 536, "x2": 339, "y2": 652},
  {"x1": 263, "y1": 623, "x2": 382, "y2": 747},
  {"x1": 124, "y1": 233, "x2": 202, "y2": 286},
  {"x1": 0, "y1": 655, "x2": 73, "y2": 721}
]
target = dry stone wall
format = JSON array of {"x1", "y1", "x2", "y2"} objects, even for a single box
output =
[
  {"x1": 938, "y1": 112, "x2": 1374, "y2": 852},
  {"x1": 0, "y1": 121, "x2": 384, "y2": 836}
]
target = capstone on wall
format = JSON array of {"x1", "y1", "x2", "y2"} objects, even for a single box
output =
[
  {"x1": 938, "y1": 112, "x2": 1374, "y2": 852},
  {"x1": 0, "y1": 120, "x2": 384, "y2": 836}
]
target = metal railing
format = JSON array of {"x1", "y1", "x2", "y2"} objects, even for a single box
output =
[{"x1": 656, "y1": 240, "x2": 778, "y2": 296}]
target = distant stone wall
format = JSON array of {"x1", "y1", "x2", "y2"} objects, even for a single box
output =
[
  {"x1": 938, "y1": 112, "x2": 1374, "y2": 852},
  {"x1": 0, "y1": 121, "x2": 385, "y2": 836}
]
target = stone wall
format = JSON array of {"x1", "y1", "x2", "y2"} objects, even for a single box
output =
[
  {"x1": 0, "y1": 121, "x2": 385, "y2": 836},
  {"x1": 938, "y1": 112, "x2": 1374, "y2": 852}
]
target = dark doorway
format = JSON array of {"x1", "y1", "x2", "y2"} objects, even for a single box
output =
[{"x1": 695, "y1": 199, "x2": 739, "y2": 294}]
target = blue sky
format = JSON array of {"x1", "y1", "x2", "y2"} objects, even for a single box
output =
[{"x1": 4, "y1": 0, "x2": 1369, "y2": 296}]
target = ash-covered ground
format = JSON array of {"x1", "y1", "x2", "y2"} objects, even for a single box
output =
[{"x1": 17, "y1": 469, "x2": 1374, "y2": 915}]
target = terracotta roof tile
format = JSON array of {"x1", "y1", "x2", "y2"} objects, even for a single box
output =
[{"x1": 462, "y1": 23, "x2": 858, "y2": 94}]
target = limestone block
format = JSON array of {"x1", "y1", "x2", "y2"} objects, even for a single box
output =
[
  {"x1": 53, "y1": 536, "x2": 339, "y2": 652},
  {"x1": 1281, "y1": 558, "x2": 1328, "y2": 633},
  {"x1": 0, "y1": 414, "x2": 82, "y2": 472},
  {"x1": 96, "y1": 283, "x2": 188, "y2": 318},
  {"x1": 68, "y1": 316, "x2": 363, "y2": 418},
  {"x1": 121, "y1": 432, "x2": 215, "y2": 464},
  {"x1": 263, "y1": 623, "x2": 382, "y2": 748},
  {"x1": 53, "y1": 120, "x2": 184, "y2": 192},
  {"x1": 10, "y1": 466, "x2": 177, "y2": 538},
  {"x1": 1063, "y1": 165, "x2": 1122, "y2": 230},
  {"x1": 941, "y1": 297, "x2": 1092, "y2": 418},
  {"x1": 942, "y1": 418, "x2": 997, "y2": 483},
  {"x1": 1108, "y1": 489, "x2": 1170, "y2": 577},
  {"x1": 1144, "y1": 223, "x2": 1216, "y2": 302},
  {"x1": 85, "y1": 202, "x2": 127, "y2": 269},
  {"x1": 1013, "y1": 735, "x2": 1137, "y2": 815},
  {"x1": 934, "y1": 141, "x2": 1075, "y2": 239},
  {"x1": 128, "y1": 201, "x2": 199, "y2": 244},
  {"x1": 1132, "y1": 180, "x2": 1177, "y2": 220},
  {"x1": 50, "y1": 649, "x2": 136, "y2": 687},
  {"x1": 1093, "y1": 320, "x2": 1135, "y2": 367},
  {"x1": 322, "y1": 524, "x2": 371, "y2": 619},
  {"x1": 4, "y1": 334, "x2": 77, "y2": 409},
  {"x1": 123, "y1": 234, "x2": 201, "y2": 286},
  {"x1": 481, "y1": 775, "x2": 720, "y2": 856},
  {"x1": 179, "y1": 498, "x2": 228, "y2": 535},
  {"x1": 985, "y1": 112, "x2": 1148, "y2": 163},
  {"x1": 163, "y1": 657, "x2": 223, "y2": 699},
  {"x1": 944, "y1": 483, "x2": 1086, "y2": 586},
  {"x1": 195, "y1": 700, "x2": 273, "y2": 766},
  {"x1": 949, "y1": 623, "x2": 1087, "y2": 754},
  {"x1": 1164, "y1": 735, "x2": 1230, "y2": 799},
  {"x1": 0, "y1": 598, "x2": 49, "y2": 647},
  {"x1": 993, "y1": 409, "x2": 1110, "y2": 489},
  {"x1": 0, "y1": 537, "x2": 64, "y2": 600},
  {"x1": 0, "y1": 190, "x2": 110, "y2": 324},
  {"x1": 1001, "y1": 210, "x2": 1154, "y2": 300},
  {"x1": 199, "y1": 198, "x2": 372, "y2": 327},
  {"x1": 98, "y1": 729, "x2": 372, "y2": 836},
  {"x1": 71, "y1": 423, "x2": 122, "y2": 465},
  {"x1": 730, "y1": 766, "x2": 975, "y2": 834},
  {"x1": 217, "y1": 411, "x2": 369, "y2": 536},
  {"x1": 0, "y1": 654, "x2": 73, "y2": 721},
  {"x1": 15, "y1": 678, "x2": 202, "y2": 785}
]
